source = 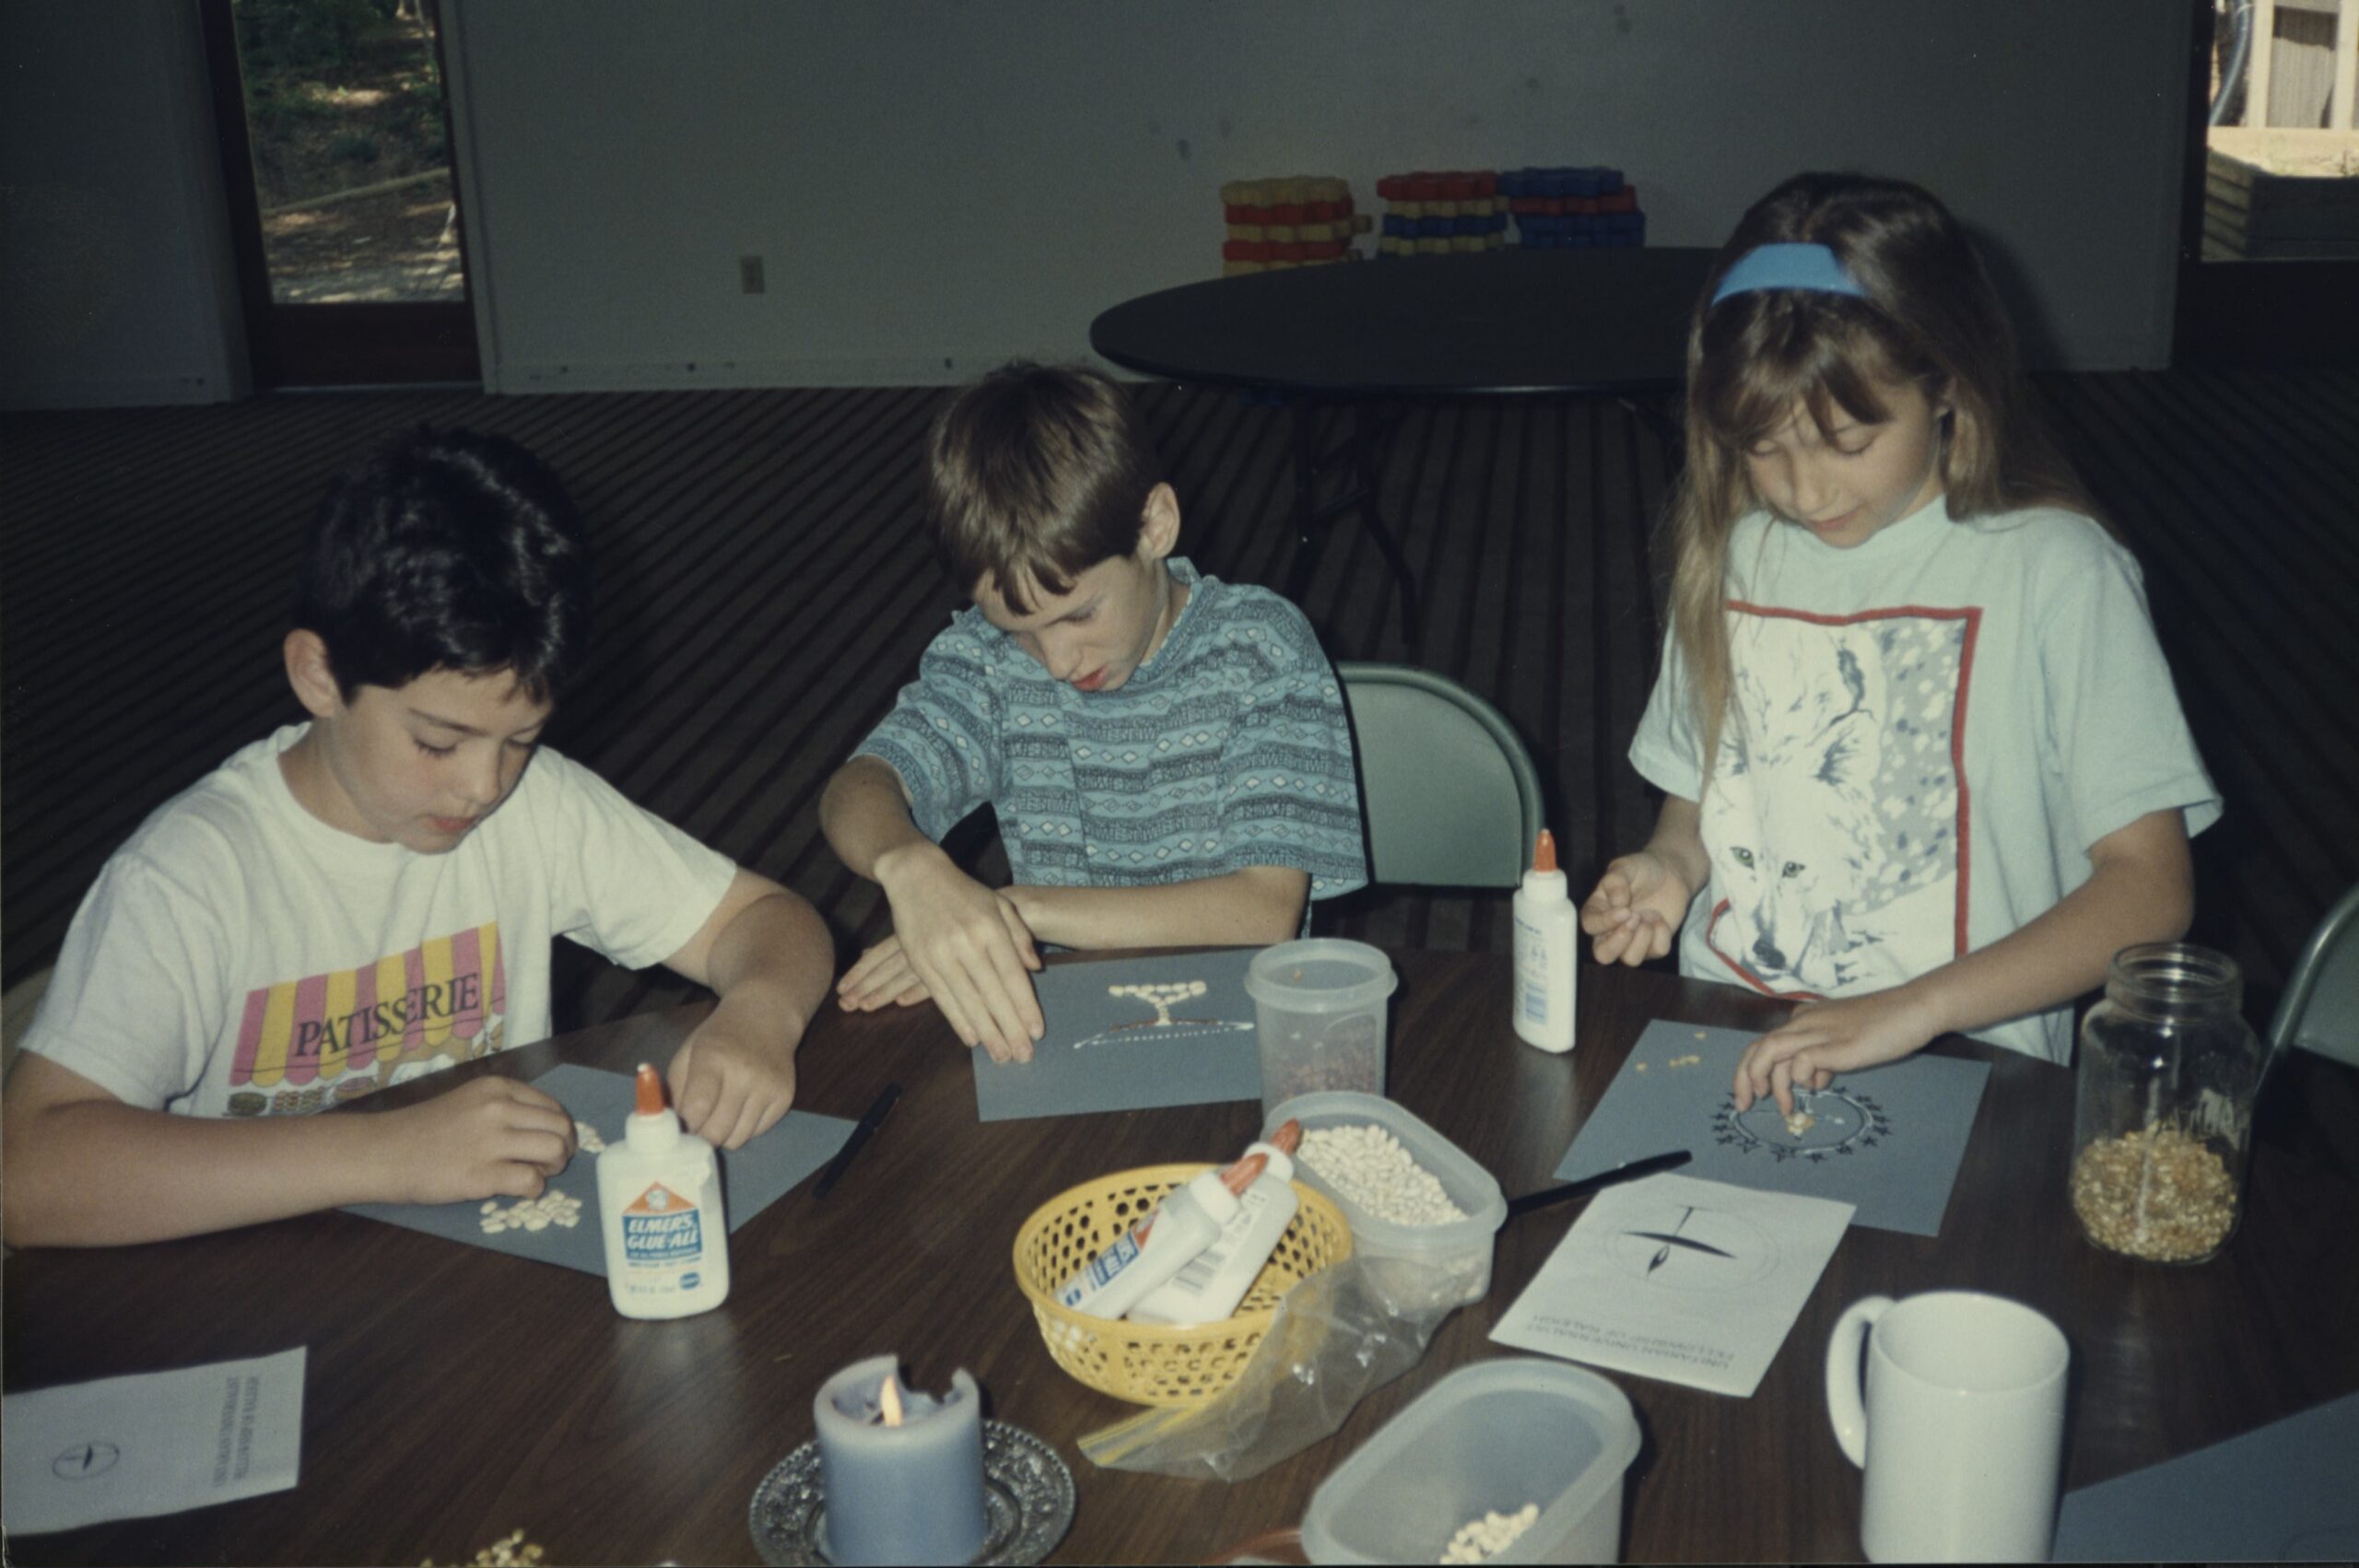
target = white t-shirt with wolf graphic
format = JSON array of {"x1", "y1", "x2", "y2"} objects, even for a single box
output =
[
  {"x1": 1630, "y1": 497, "x2": 2220, "y2": 1064},
  {"x1": 21, "y1": 724, "x2": 736, "y2": 1117}
]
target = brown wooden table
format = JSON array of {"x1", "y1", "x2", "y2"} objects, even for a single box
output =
[{"x1": 9, "y1": 951, "x2": 2358, "y2": 1564}]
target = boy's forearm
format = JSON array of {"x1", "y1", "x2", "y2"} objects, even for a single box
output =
[
  {"x1": 820, "y1": 757, "x2": 937, "y2": 883},
  {"x1": 3, "y1": 1098, "x2": 394, "y2": 1247},
  {"x1": 704, "y1": 889, "x2": 834, "y2": 1044},
  {"x1": 1009, "y1": 868, "x2": 1309, "y2": 951},
  {"x1": 1898, "y1": 827, "x2": 2195, "y2": 1042}
]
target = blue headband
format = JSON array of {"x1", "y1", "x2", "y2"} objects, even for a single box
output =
[{"x1": 1709, "y1": 242, "x2": 1868, "y2": 307}]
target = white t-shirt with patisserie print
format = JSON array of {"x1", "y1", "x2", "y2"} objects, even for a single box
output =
[
  {"x1": 1630, "y1": 497, "x2": 2220, "y2": 1065},
  {"x1": 20, "y1": 725, "x2": 736, "y2": 1117}
]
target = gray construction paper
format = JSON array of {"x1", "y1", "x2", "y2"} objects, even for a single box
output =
[
  {"x1": 2051, "y1": 1391, "x2": 2359, "y2": 1561},
  {"x1": 1554, "y1": 1020, "x2": 1988, "y2": 1237},
  {"x1": 973, "y1": 950, "x2": 1262, "y2": 1122},
  {"x1": 344, "y1": 1062, "x2": 854, "y2": 1275}
]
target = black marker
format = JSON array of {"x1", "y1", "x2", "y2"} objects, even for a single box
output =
[
  {"x1": 812, "y1": 1083, "x2": 901, "y2": 1200},
  {"x1": 1505, "y1": 1150, "x2": 1693, "y2": 1218}
]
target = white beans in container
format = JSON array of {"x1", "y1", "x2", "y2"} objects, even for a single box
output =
[{"x1": 1297, "y1": 1124, "x2": 1470, "y2": 1226}]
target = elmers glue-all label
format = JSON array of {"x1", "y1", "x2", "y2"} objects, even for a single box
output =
[
  {"x1": 1058, "y1": 1231, "x2": 1144, "y2": 1310},
  {"x1": 621, "y1": 1183, "x2": 703, "y2": 1267}
]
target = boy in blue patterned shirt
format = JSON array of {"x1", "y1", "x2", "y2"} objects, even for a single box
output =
[{"x1": 822, "y1": 363, "x2": 1367, "y2": 1063}]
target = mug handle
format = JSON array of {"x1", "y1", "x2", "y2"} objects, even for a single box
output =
[{"x1": 1825, "y1": 1293, "x2": 1895, "y2": 1469}]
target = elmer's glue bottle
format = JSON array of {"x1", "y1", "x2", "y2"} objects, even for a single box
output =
[
  {"x1": 597, "y1": 1062, "x2": 730, "y2": 1318},
  {"x1": 1513, "y1": 830, "x2": 1578, "y2": 1053}
]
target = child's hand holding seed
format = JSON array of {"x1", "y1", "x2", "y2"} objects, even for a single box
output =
[
  {"x1": 374, "y1": 1077, "x2": 575, "y2": 1206},
  {"x1": 667, "y1": 1005, "x2": 797, "y2": 1151}
]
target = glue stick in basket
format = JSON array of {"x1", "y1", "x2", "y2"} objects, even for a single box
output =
[
  {"x1": 1054, "y1": 1153, "x2": 1267, "y2": 1321},
  {"x1": 1130, "y1": 1121, "x2": 1304, "y2": 1326}
]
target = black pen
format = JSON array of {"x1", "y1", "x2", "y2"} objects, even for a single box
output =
[
  {"x1": 1506, "y1": 1149, "x2": 1693, "y2": 1218},
  {"x1": 812, "y1": 1083, "x2": 901, "y2": 1200}
]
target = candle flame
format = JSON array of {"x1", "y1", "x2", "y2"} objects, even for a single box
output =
[{"x1": 878, "y1": 1375, "x2": 905, "y2": 1428}]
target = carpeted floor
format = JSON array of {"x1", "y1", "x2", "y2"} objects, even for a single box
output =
[{"x1": 5, "y1": 369, "x2": 2353, "y2": 1031}]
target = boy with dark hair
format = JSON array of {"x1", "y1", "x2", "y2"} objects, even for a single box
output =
[
  {"x1": 4, "y1": 428, "x2": 834, "y2": 1247},
  {"x1": 822, "y1": 363, "x2": 1367, "y2": 1063}
]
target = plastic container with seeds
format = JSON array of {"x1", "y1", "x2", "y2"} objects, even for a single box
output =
[{"x1": 2071, "y1": 942, "x2": 2265, "y2": 1265}]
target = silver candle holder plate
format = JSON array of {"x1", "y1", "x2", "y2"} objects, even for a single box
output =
[{"x1": 748, "y1": 1420, "x2": 1075, "y2": 1567}]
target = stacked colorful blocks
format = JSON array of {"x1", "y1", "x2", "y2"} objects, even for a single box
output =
[
  {"x1": 1220, "y1": 177, "x2": 1372, "y2": 275},
  {"x1": 1499, "y1": 167, "x2": 1645, "y2": 248},
  {"x1": 1372, "y1": 170, "x2": 1509, "y2": 257}
]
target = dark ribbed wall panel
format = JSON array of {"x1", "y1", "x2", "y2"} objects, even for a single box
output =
[{"x1": 6, "y1": 370, "x2": 2352, "y2": 1033}]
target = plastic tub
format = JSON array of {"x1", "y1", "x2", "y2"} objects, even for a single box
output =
[
  {"x1": 1263, "y1": 1090, "x2": 1508, "y2": 1305},
  {"x1": 1301, "y1": 1359, "x2": 1640, "y2": 1565},
  {"x1": 1246, "y1": 940, "x2": 1399, "y2": 1117}
]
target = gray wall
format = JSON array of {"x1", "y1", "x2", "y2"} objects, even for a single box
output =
[
  {"x1": 1, "y1": 2, "x2": 248, "y2": 409},
  {"x1": 0, "y1": 1, "x2": 2192, "y2": 408},
  {"x1": 444, "y1": 0, "x2": 2192, "y2": 391}
]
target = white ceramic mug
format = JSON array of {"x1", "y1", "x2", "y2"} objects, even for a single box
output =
[{"x1": 1825, "y1": 1291, "x2": 2070, "y2": 1562}]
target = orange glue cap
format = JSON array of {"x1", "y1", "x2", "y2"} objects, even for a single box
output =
[
  {"x1": 1532, "y1": 829, "x2": 1558, "y2": 873},
  {"x1": 1267, "y1": 1118, "x2": 1304, "y2": 1157},
  {"x1": 1220, "y1": 1153, "x2": 1271, "y2": 1198},
  {"x1": 632, "y1": 1062, "x2": 668, "y2": 1116}
]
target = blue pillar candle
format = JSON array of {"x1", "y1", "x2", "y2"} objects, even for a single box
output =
[{"x1": 812, "y1": 1355, "x2": 988, "y2": 1566}]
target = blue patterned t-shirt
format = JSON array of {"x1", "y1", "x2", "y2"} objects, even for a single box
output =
[{"x1": 855, "y1": 559, "x2": 1367, "y2": 904}]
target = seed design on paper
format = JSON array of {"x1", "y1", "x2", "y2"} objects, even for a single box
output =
[
  {"x1": 1713, "y1": 1086, "x2": 1890, "y2": 1163},
  {"x1": 1073, "y1": 980, "x2": 1256, "y2": 1049}
]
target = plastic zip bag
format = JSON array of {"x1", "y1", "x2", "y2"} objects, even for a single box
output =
[{"x1": 1078, "y1": 1253, "x2": 1467, "y2": 1482}]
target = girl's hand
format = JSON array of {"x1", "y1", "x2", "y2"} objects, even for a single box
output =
[
  {"x1": 1732, "y1": 989, "x2": 1944, "y2": 1117},
  {"x1": 1580, "y1": 851, "x2": 1694, "y2": 965}
]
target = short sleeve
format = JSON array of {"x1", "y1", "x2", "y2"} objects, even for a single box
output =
[
  {"x1": 534, "y1": 755, "x2": 739, "y2": 970},
  {"x1": 852, "y1": 625, "x2": 1003, "y2": 842},
  {"x1": 18, "y1": 854, "x2": 230, "y2": 1110},
  {"x1": 1218, "y1": 660, "x2": 1368, "y2": 900},
  {"x1": 1628, "y1": 624, "x2": 1706, "y2": 802},
  {"x1": 2038, "y1": 543, "x2": 2222, "y2": 848}
]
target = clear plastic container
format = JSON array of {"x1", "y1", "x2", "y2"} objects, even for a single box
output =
[
  {"x1": 1263, "y1": 1091, "x2": 1508, "y2": 1305},
  {"x1": 1247, "y1": 940, "x2": 1399, "y2": 1117},
  {"x1": 2071, "y1": 942, "x2": 2264, "y2": 1265},
  {"x1": 1301, "y1": 1358, "x2": 1640, "y2": 1565}
]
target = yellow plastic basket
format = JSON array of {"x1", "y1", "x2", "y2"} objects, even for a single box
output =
[{"x1": 1012, "y1": 1163, "x2": 1353, "y2": 1408}]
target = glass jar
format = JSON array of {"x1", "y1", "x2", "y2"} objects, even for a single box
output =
[{"x1": 2071, "y1": 942, "x2": 2264, "y2": 1264}]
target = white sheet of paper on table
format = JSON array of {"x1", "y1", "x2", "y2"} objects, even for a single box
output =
[
  {"x1": 1, "y1": 1347, "x2": 306, "y2": 1536},
  {"x1": 1489, "y1": 1173, "x2": 1853, "y2": 1397}
]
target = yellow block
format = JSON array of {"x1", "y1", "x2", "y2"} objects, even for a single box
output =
[
  {"x1": 1414, "y1": 237, "x2": 1449, "y2": 255},
  {"x1": 1223, "y1": 260, "x2": 1266, "y2": 275},
  {"x1": 1392, "y1": 200, "x2": 1426, "y2": 218},
  {"x1": 1449, "y1": 234, "x2": 1485, "y2": 252},
  {"x1": 1264, "y1": 224, "x2": 1297, "y2": 242},
  {"x1": 1226, "y1": 223, "x2": 1265, "y2": 241}
]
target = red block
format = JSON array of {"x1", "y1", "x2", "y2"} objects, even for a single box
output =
[
  {"x1": 1274, "y1": 240, "x2": 1307, "y2": 262},
  {"x1": 1223, "y1": 240, "x2": 1273, "y2": 262},
  {"x1": 1273, "y1": 203, "x2": 1307, "y2": 225}
]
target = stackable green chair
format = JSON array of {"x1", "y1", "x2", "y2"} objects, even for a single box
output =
[
  {"x1": 1333, "y1": 662, "x2": 1545, "y2": 888},
  {"x1": 2265, "y1": 882, "x2": 2359, "y2": 1072}
]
